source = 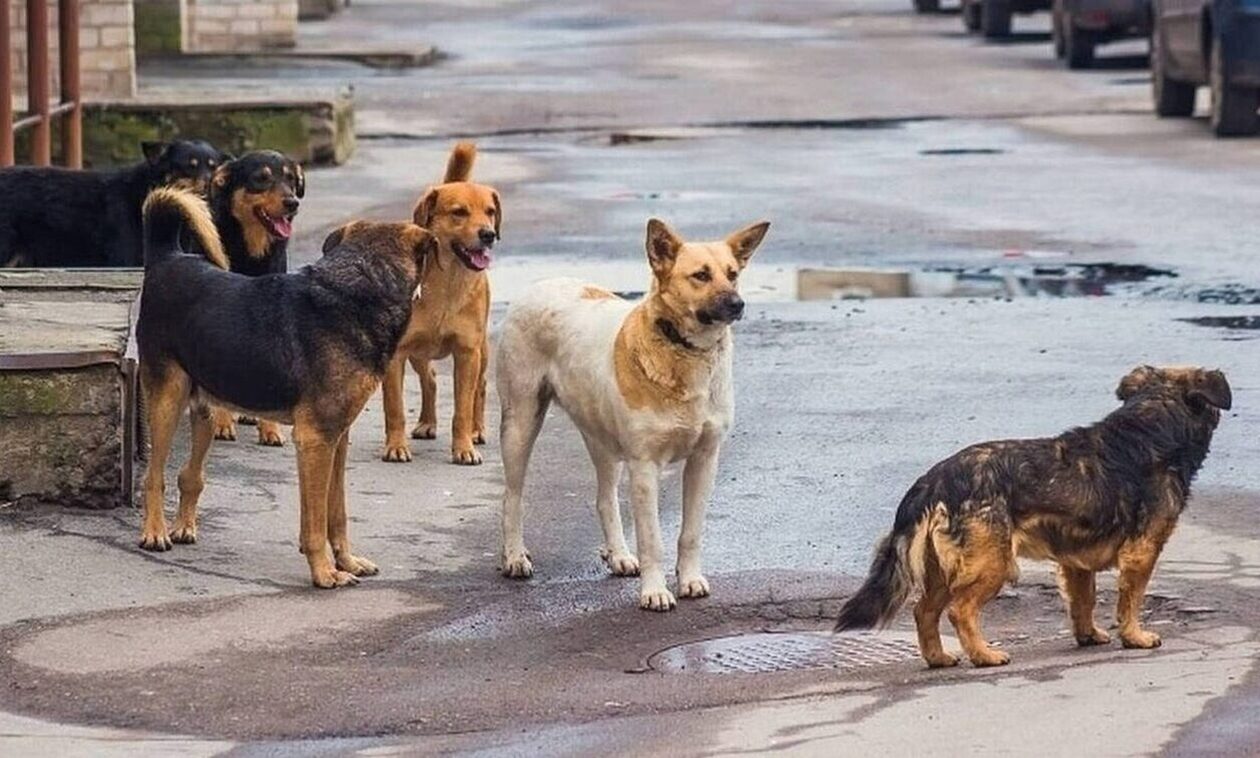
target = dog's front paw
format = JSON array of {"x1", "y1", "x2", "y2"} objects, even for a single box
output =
[
  {"x1": 168, "y1": 522, "x2": 197, "y2": 545},
  {"x1": 502, "y1": 549, "x2": 534, "y2": 579},
  {"x1": 236, "y1": 415, "x2": 258, "y2": 426},
  {"x1": 601, "y1": 549, "x2": 640, "y2": 577},
  {"x1": 472, "y1": 430, "x2": 487, "y2": 445},
  {"x1": 452, "y1": 445, "x2": 483, "y2": 465},
  {"x1": 1076, "y1": 626, "x2": 1112, "y2": 647},
  {"x1": 677, "y1": 574, "x2": 710, "y2": 599},
  {"x1": 311, "y1": 567, "x2": 360, "y2": 589},
  {"x1": 256, "y1": 423, "x2": 285, "y2": 447},
  {"x1": 139, "y1": 526, "x2": 172, "y2": 552},
  {"x1": 968, "y1": 647, "x2": 1011, "y2": 667},
  {"x1": 411, "y1": 421, "x2": 437, "y2": 440},
  {"x1": 639, "y1": 585, "x2": 677, "y2": 612},
  {"x1": 1121, "y1": 629, "x2": 1162, "y2": 649},
  {"x1": 924, "y1": 651, "x2": 963, "y2": 669},
  {"x1": 336, "y1": 552, "x2": 379, "y2": 577},
  {"x1": 212, "y1": 419, "x2": 237, "y2": 441},
  {"x1": 382, "y1": 439, "x2": 412, "y2": 462}
]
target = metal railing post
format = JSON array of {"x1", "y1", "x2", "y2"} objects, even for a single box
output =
[
  {"x1": 58, "y1": 0, "x2": 80, "y2": 168},
  {"x1": 0, "y1": 0, "x2": 13, "y2": 166},
  {"x1": 26, "y1": 0, "x2": 51, "y2": 166}
]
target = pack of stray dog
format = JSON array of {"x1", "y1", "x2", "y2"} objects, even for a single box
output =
[{"x1": 14, "y1": 138, "x2": 1227, "y2": 673}]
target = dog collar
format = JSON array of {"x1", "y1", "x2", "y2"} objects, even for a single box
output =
[{"x1": 655, "y1": 318, "x2": 700, "y2": 352}]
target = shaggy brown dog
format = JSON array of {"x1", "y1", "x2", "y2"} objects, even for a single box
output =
[
  {"x1": 380, "y1": 142, "x2": 500, "y2": 465},
  {"x1": 835, "y1": 366, "x2": 1230, "y2": 667}
]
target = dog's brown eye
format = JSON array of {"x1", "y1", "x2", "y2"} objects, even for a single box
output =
[
  {"x1": 692, "y1": 269, "x2": 712, "y2": 283},
  {"x1": 451, "y1": 207, "x2": 469, "y2": 218},
  {"x1": 728, "y1": 269, "x2": 738, "y2": 282}
]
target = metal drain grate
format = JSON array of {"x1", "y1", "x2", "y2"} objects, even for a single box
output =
[{"x1": 650, "y1": 632, "x2": 924, "y2": 674}]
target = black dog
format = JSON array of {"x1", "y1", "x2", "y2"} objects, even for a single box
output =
[
  {"x1": 0, "y1": 140, "x2": 227, "y2": 267},
  {"x1": 835, "y1": 366, "x2": 1229, "y2": 668},
  {"x1": 136, "y1": 187, "x2": 435, "y2": 587},
  {"x1": 199, "y1": 150, "x2": 305, "y2": 444}
]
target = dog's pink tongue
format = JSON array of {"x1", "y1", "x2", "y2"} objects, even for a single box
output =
[
  {"x1": 272, "y1": 216, "x2": 293, "y2": 240},
  {"x1": 469, "y1": 249, "x2": 492, "y2": 270}
]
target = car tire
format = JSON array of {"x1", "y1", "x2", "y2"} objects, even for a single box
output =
[
  {"x1": 963, "y1": 0, "x2": 983, "y2": 31},
  {"x1": 1209, "y1": 42, "x2": 1260, "y2": 136},
  {"x1": 1051, "y1": 2, "x2": 1067, "y2": 58},
  {"x1": 914, "y1": 0, "x2": 941, "y2": 12},
  {"x1": 981, "y1": 0, "x2": 1012, "y2": 38},
  {"x1": 1064, "y1": 22, "x2": 1096, "y2": 68},
  {"x1": 1151, "y1": 24, "x2": 1196, "y2": 117}
]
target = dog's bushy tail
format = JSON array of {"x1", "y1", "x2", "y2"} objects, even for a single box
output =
[
  {"x1": 835, "y1": 485, "x2": 935, "y2": 632},
  {"x1": 443, "y1": 141, "x2": 477, "y2": 183},
  {"x1": 142, "y1": 186, "x2": 227, "y2": 270}
]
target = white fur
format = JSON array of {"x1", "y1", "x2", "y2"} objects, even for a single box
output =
[{"x1": 496, "y1": 278, "x2": 734, "y2": 610}]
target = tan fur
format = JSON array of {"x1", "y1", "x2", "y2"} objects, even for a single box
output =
[
  {"x1": 381, "y1": 143, "x2": 501, "y2": 465},
  {"x1": 143, "y1": 187, "x2": 227, "y2": 270},
  {"x1": 581, "y1": 285, "x2": 618, "y2": 300},
  {"x1": 230, "y1": 186, "x2": 282, "y2": 259},
  {"x1": 613, "y1": 305, "x2": 720, "y2": 412}
]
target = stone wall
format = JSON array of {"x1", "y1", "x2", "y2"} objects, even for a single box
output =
[
  {"x1": 181, "y1": 0, "x2": 297, "y2": 52},
  {"x1": 7, "y1": 0, "x2": 136, "y2": 101}
]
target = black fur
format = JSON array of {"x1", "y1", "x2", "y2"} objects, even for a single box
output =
[
  {"x1": 0, "y1": 140, "x2": 227, "y2": 267},
  {"x1": 207, "y1": 150, "x2": 304, "y2": 276},
  {"x1": 836, "y1": 366, "x2": 1230, "y2": 632}
]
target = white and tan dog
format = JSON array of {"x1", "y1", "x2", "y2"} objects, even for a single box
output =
[{"x1": 496, "y1": 218, "x2": 769, "y2": 610}]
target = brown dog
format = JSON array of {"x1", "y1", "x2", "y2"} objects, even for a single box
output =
[
  {"x1": 835, "y1": 365, "x2": 1230, "y2": 667},
  {"x1": 381, "y1": 142, "x2": 500, "y2": 465}
]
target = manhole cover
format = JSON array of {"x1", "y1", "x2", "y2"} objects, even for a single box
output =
[{"x1": 649, "y1": 631, "x2": 928, "y2": 674}]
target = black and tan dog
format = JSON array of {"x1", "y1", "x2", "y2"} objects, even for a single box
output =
[
  {"x1": 201, "y1": 150, "x2": 305, "y2": 446},
  {"x1": 836, "y1": 366, "x2": 1230, "y2": 668},
  {"x1": 136, "y1": 187, "x2": 435, "y2": 588},
  {"x1": 0, "y1": 139, "x2": 226, "y2": 267}
]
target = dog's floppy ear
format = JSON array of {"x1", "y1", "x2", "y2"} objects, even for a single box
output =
[
  {"x1": 141, "y1": 141, "x2": 170, "y2": 166},
  {"x1": 726, "y1": 221, "x2": 770, "y2": 268},
  {"x1": 413, "y1": 187, "x2": 439, "y2": 228},
  {"x1": 1116, "y1": 365, "x2": 1158, "y2": 401},
  {"x1": 406, "y1": 224, "x2": 438, "y2": 261},
  {"x1": 293, "y1": 162, "x2": 306, "y2": 199},
  {"x1": 1189, "y1": 369, "x2": 1232, "y2": 411},
  {"x1": 491, "y1": 190, "x2": 502, "y2": 240},
  {"x1": 322, "y1": 224, "x2": 348, "y2": 254},
  {"x1": 646, "y1": 218, "x2": 683, "y2": 277}
]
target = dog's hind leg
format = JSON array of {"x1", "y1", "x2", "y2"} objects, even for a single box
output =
[
  {"x1": 210, "y1": 406, "x2": 237, "y2": 441},
  {"x1": 582, "y1": 433, "x2": 636, "y2": 577},
  {"x1": 499, "y1": 371, "x2": 550, "y2": 579},
  {"x1": 139, "y1": 365, "x2": 191, "y2": 551},
  {"x1": 293, "y1": 418, "x2": 356, "y2": 588},
  {"x1": 1058, "y1": 565, "x2": 1110, "y2": 646},
  {"x1": 410, "y1": 356, "x2": 438, "y2": 441},
  {"x1": 327, "y1": 431, "x2": 378, "y2": 578},
  {"x1": 382, "y1": 356, "x2": 413, "y2": 462},
  {"x1": 629, "y1": 460, "x2": 675, "y2": 612},
  {"x1": 256, "y1": 420, "x2": 286, "y2": 447},
  {"x1": 169, "y1": 404, "x2": 214, "y2": 545},
  {"x1": 915, "y1": 555, "x2": 961, "y2": 667},
  {"x1": 944, "y1": 515, "x2": 1013, "y2": 666}
]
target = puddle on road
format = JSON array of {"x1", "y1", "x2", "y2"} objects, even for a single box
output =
[
  {"x1": 919, "y1": 148, "x2": 1006, "y2": 156},
  {"x1": 1180, "y1": 315, "x2": 1260, "y2": 340},
  {"x1": 489, "y1": 258, "x2": 1176, "y2": 303}
]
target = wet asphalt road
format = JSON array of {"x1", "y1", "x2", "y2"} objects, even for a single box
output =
[{"x1": 5, "y1": 0, "x2": 1260, "y2": 754}]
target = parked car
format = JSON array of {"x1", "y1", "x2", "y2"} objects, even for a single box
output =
[
  {"x1": 960, "y1": 0, "x2": 1053, "y2": 38},
  {"x1": 1151, "y1": 0, "x2": 1260, "y2": 136},
  {"x1": 1052, "y1": 0, "x2": 1153, "y2": 68}
]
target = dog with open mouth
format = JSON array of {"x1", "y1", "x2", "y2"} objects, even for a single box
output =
[
  {"x1": 379, "y1": 142, "x2": 501, "y2": 465},
  {"x1": 202, "y1": 150, "x2": 305, "y2": 446}
]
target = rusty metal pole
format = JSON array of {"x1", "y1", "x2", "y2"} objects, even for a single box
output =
[
  {"x1": 27, "y1": 0, "x2": 51, "y2": 166},
  {"x1": 0, "y1": 0, "x2": 13, "y2": 166},
  {"x1": 58, "y1": 0, "x2": 79, "y2": 167}
]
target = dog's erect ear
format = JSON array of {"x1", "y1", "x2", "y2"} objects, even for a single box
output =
[
  {"x1": 491, "y1": 190, "x2": 502, "y2": 240},
  {"x1": 211, "y1": 163, "x2": 231, "y2": 191},
  {"x1": 1116, "y1": 365, "x2": 1158, "y2": 401},
  {"x1": 322, "y1": 224, "x2": 348, "y2": 254},
  {"x1": 1189, "y1": 369, "x2": 1232, "y2": 411},
  {"x1": 413, "y1": 188, "x2": 439, "y2": 228},
  {"x1": 646, "y1": 218, "x2": 683, "y2": 277},
  {"x1": 726, "y1": 221, "x2": 770, "y2": 268},
  {"x1": 141, "y1": 141, "x2": 170, "y2": 166},
  {"x1": 293, "y1": 162, "x2": 306, "y2": 199}
]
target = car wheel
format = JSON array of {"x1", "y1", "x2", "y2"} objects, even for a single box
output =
[
  {"x1": 963, "y1": 0, "x2": 982, "y2": 31},
  {"x1": 1064, "y1": 22, "x2": 1096, "y2": 68},
  {"x1": 1151, "y1": 23, "x2": 1196, "y2": 117},
  {"x1": 1052, "y1": 1, "x2": 1067, "y2": 58},
  {"x1": 914, "y1": 0, "x2": 941, "y2": 12},
  {"x1": 981, "y1": 0, "x2": 1012, "y2": 38},
  {"x1": 1210, "y1": 41, "x2": 1260, "y2": 136}
]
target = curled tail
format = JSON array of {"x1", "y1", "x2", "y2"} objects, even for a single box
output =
[
  {"x1": 835, "y1": 484, "x2": 936, "y2": 632},
  {"x1": 443, "y1": 141, "x2": 477, "y2": 183},
  {"x1": 142, "y1": 186, "x2": 227, "y2": 270}
]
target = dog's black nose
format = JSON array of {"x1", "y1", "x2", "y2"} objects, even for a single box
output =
[
  {"x1": 478, "y1": 227, "x2": 496, "y2": 246},
  {"x1": 283, "y1": 197, "x2": 300, "y2": 214},
  {"x1": 715, "y1": 292, "x2": 744, "y2": 322}
]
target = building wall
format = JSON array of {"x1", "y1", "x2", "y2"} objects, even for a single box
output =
[
  {"x1": 8, "y1": 0, "x2": 137, "y2": 102},
  {"x1": 181, "y1": 0, "x2": 297, "y2": 52}
]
